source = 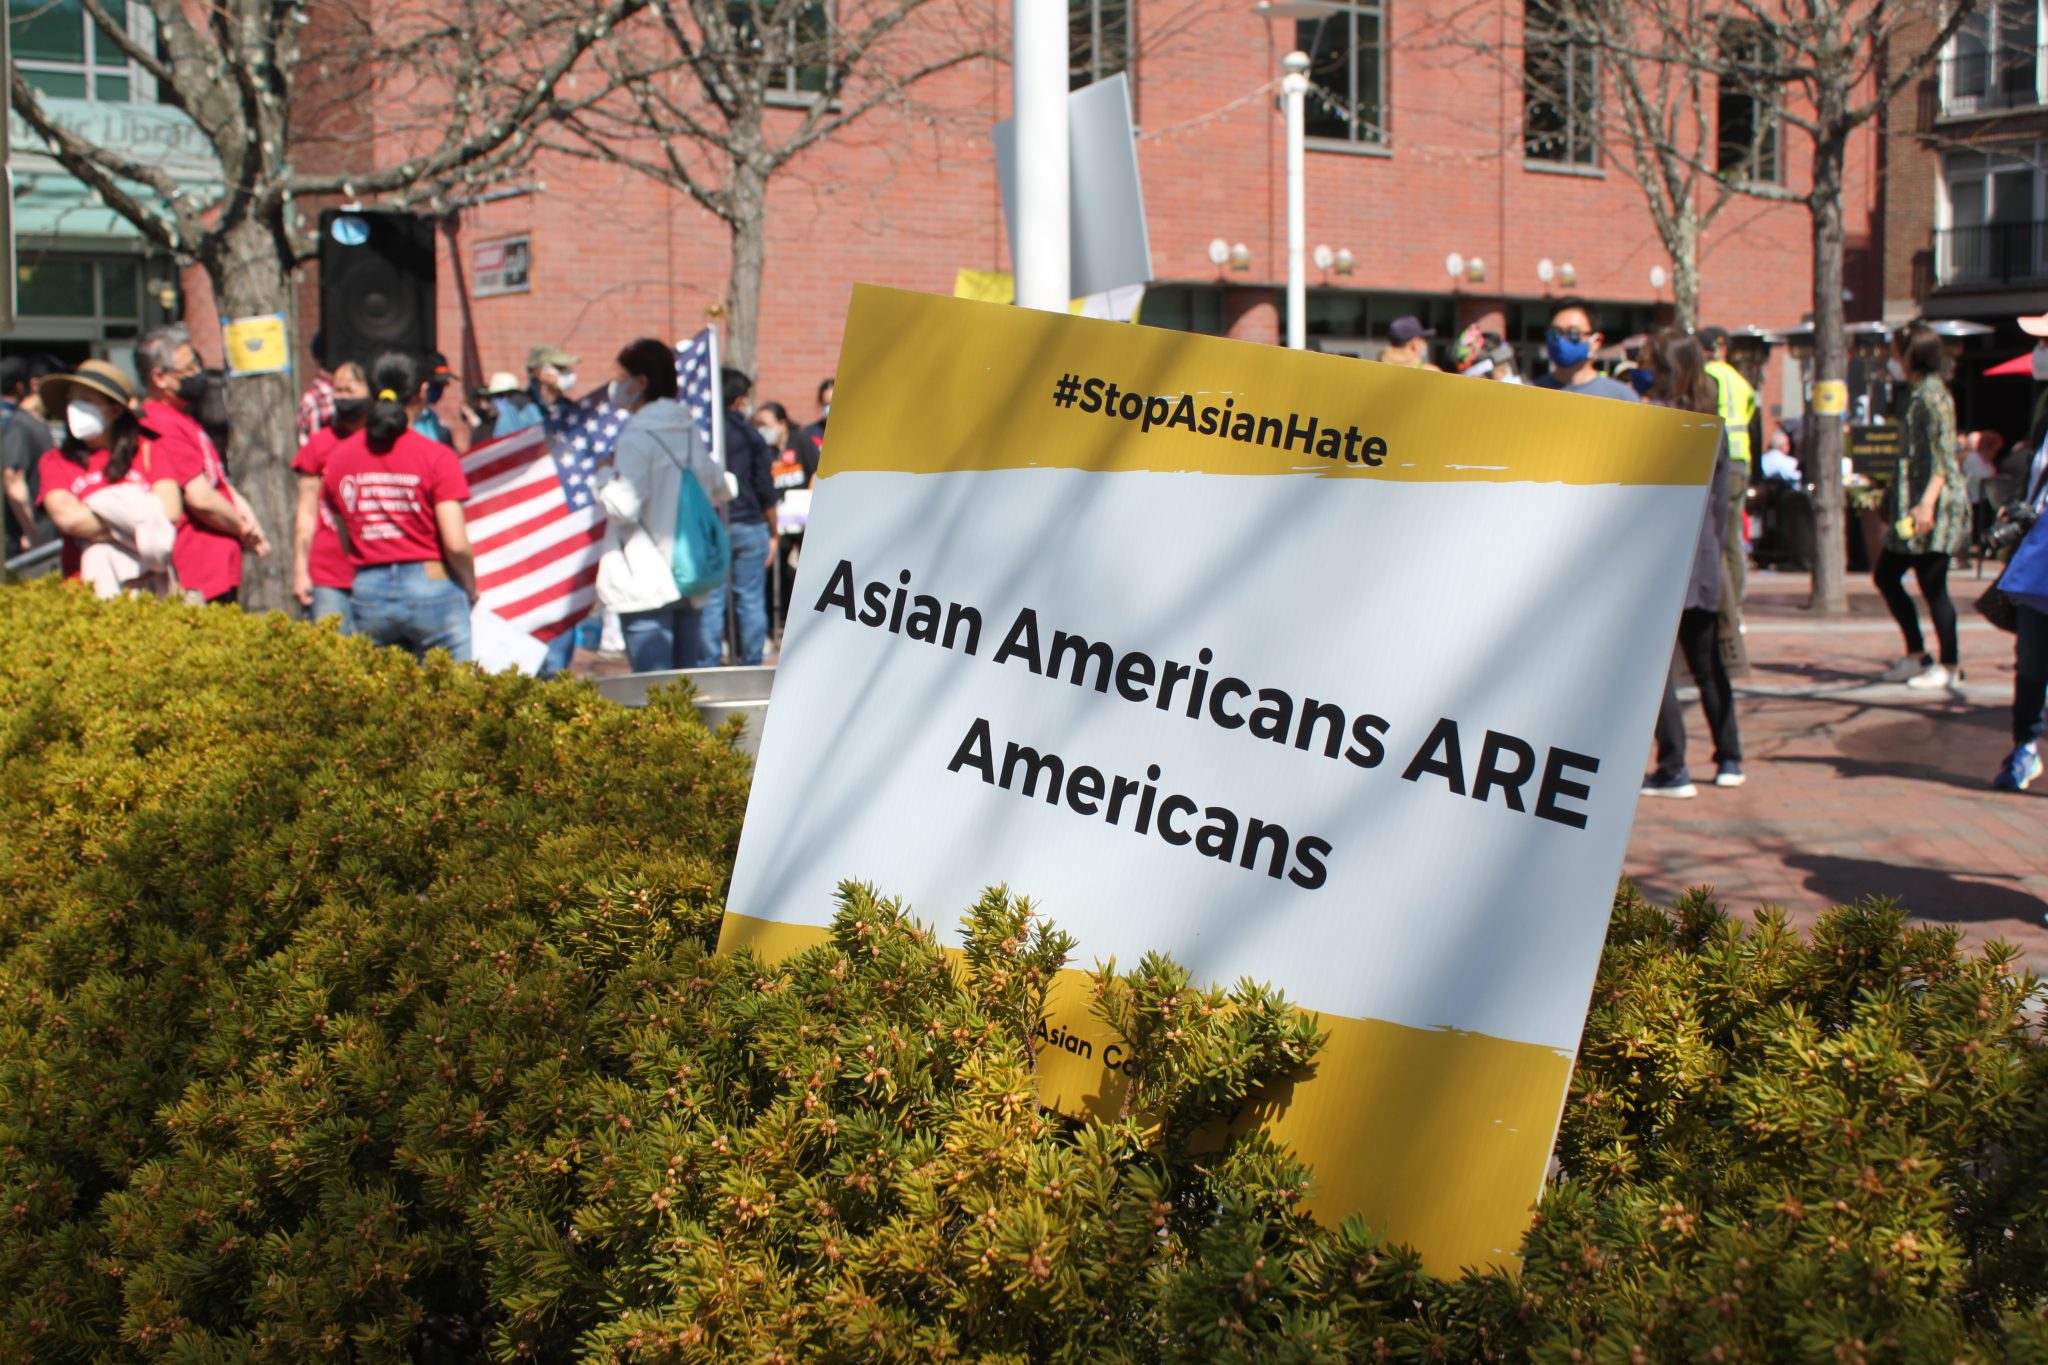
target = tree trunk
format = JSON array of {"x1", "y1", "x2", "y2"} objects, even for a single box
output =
[
  {"x1": 1669, "y1": 216, "x2": 1701, "y2": 332},
  {"x1": 209, "y1": 217, "x2": 299, "y2": 613},
  {"x1": 723, "y1": 162, "x2": 769, "y2": 379},
  {"x1": 1805, "y1": 130, "x2": 1850, "y2": 617}
]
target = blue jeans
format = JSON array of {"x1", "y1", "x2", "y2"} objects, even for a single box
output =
[
  {"x1": 349, "y1": 562, "x2": 472, "y2": 662},
  {"x1": 698, "y1": 519, "x2": 770, "y2": 666},
  {"x1": 310, "y1": 584, "x2": 352, "y2": 634},
  {"x1": 622, "y1": 601, "x2": 705, "y2": 672},
  {"x1": 2016, "y1": 603, "x2": 2048, "y2": 748},
  {"x1": 537, "y1": 628, "x2": 577, "y2": 679}
]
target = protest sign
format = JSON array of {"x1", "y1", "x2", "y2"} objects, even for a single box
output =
[{"x1": 722, "y1": 286, "x2": 1718, "y2": 1273}]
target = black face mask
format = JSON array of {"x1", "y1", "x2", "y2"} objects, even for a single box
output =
[
  {"x1": 175, "y1": 373, "x2": 209, "y2": 405},
  {"x1": 331, "y1": 397, "x2": 372, "y2": 428}
]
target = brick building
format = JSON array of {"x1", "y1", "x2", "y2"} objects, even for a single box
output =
[
  {"x1": 1883, "y1": 2, "x2": 2047, "y2": 442},
  {"x1": 10, "y1": 1, "x2": 1878, "y2": 432},
  {"x1": 393, "y1": 1, "x2": 1867, "y2": 428}
]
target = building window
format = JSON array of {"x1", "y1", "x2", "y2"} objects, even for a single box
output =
[
  {"x1": 1070, "y1": 0, "x2": 1130, "y2": 90},
  {"x1": 1139, "y1": 286, "x2": 1224, "y2": 336},
  {"x1": 9, "y1": 0, "x2": 154, "y2": 103},
  {"x1": 1298, "y1": 3, "x2": 1384, "y2": 146},
  {"x1": 1937, "y1": 146, "x2": 2046, "y2": 287},
  {"x1": 15, "y1": 255, "x2": 142, "y2": 330},
  {"x1": 1717, "y1": 24, "x2": 1779, "y2": 183},
  {"x1": 729, "y1": 1, "x2": 834, "y2": 100},
  {"x1": 1523, "y1": 0, "x2": 1597, "y2": 166},
  {"x1": 1943, "y1": 0, "x2": 2043, "y2": 114}
]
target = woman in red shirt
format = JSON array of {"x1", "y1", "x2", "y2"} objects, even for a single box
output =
[
  {"x1": 320, "y1": 353, "x2": 477, "y2": 661},
  {"x1": 291, "y1": 359, "x2": 368, "y2": 628},
  {"x1": 34, "y1": 359, "x2": 169, "y2": 584}
]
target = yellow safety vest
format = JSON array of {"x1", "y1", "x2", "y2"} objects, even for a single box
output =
[{"x1": 1706, "y1": 359, "x2": 1757, "y2": 465}]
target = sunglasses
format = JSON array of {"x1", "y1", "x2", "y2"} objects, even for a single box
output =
[{"x1": 1547, "y1": 326, "x2": 1592, "y2": 343}]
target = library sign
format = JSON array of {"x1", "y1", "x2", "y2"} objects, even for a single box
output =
[{"x1": 722, "y1": 286, "x2": 1718, "y2": 1273}]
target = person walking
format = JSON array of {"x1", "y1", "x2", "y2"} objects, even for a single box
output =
[
  {"x1": 1701, "y1": 326, "x2": 1759, "y2": 669},
  {"x1": 1993, "y1": 388, "x2": 2048, "y2": 790},
  {"x1": 1640, "y1": 327, "x2": 1743, "y2": 797},
  {"x1": 2, "y1": 356, "x2": 55, "y2": 554},
  {"x1": 291, "y1": 360, "x2": 369, "y2": 628},
  {"x1": 595, "y1": 337, "x2": 732, "y2": 673},
  {"x1": 1873, "y1": 324, "x2": 1971, "y2": 690},
  {"x1": 1536, "y1": 299, "x2": 1637, "y2": 402},
  {"x1": 34, "y1": 360, "x2": 176, "y2": 595},
  {"x1": 137, "y1": 324, "x2": 268, "y2": 606},
  {"x1": 321, "y1": 354, "x2": 477, "y2": 662},
  {"x1": 698, "y1": 367, "x2": 780, "y2": 666},
  {"x1": 754, "y1": 400, "x2": 820, "y2": 634}
]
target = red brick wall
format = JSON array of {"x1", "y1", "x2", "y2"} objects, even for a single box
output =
[{"x1": 291, "y1": 0, "x2": 1877, "y2": 425}]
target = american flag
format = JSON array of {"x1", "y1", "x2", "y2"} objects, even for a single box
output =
[{"x1": 460, "y1": 327, "x2": 721, "y2": 643}]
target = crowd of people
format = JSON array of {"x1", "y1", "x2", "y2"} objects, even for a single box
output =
[
  {"x1": 6, "y1": 303, "x2": 2045, "y2": 796},
  {"x1": 1376, "y1": 299, "x2": 2048, "y2": 796},
  {"x1": 4, "y1": 326, "x2": 831, "y2": 677}
]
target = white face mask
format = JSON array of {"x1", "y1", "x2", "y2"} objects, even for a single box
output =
[
  {"x1": 754, "y1": 424, "x2": 780, "y2": 445},
  {"x1": 2032, "y1": 345, "x2": 2048, "y2": 382},
  {"x1": 554, "y1": 369, "x2": 578, "y2": 394},
  {"x1": 1887, "y1": 357, "x2": 1907, "y2": 382},
  {"x1": 607, "y1": 378, "x2": 641, "y2": 411},
  {"x1": 66, "y1": 398, "x2": 108, "y2": 442}
]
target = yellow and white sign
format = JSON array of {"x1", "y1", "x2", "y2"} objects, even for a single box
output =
[
  {"x1": 221, "y1": 314, "x2": 289, "y2": 376},
  {"x1": 723, "y1": 286, "x2": 1718, "y2": 1274},
  {"x1": 1813, "y1": 379, "x2": 1850, "y2": 415}
]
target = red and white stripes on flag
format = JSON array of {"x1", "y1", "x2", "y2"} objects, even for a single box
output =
[{"x1": 461, "y1": 425, "x2": 605, "y2": 642}]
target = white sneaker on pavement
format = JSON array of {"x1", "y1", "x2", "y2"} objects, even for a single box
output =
[{"x1": 1904, "y1": 661, "x2": 1952, "y2": 690}]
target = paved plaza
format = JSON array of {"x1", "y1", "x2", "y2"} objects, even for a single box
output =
[{"x1": 1628, "y1": 566, "x2": 2047, "y2": 967}]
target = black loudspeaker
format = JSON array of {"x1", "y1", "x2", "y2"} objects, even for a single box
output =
[{"x1": 318, "y1": 209, "x2": 436, "y2": 363}]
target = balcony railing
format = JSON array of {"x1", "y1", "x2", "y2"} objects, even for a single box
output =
[
  {"x1": 1941, "y1": 45, "x2": 2045, "y2": 113},
  {"x1": 1936, "y1": 221, "x2": 2048, "y2": 287}
]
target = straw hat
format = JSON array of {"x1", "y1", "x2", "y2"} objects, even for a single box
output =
[
  {"x1": 39, "y1": 358, "x2": 141, "y2": 415},
  {"x1": 484, "y1": 371, "x2": 526, "y2": 396}
]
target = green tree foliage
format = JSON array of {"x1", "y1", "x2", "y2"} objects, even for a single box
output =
[{"x1": 0, "y1": 584, "x2": 2043, "y2": 1361}]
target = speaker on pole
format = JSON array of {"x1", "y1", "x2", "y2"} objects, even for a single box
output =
[{"x1": 318, "y1": 208, "x2": 436, "y2": 363}]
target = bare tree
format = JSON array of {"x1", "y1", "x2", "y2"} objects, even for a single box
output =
[
  {"x1": 1535, "y1": 0, "x2": 1971, "y2": 613},
  {"x1": 551, "y1": 0, "x2": 1002, "y2": 376},
  {"x1": 9, "y1": 0, "x2": 646, "y2": 609}
]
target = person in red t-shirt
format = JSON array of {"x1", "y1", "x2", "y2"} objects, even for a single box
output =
[
  {"x1": 34, "y1": 359, "x2": 173, "y2": 585},
  {"x1": 136, "y1": 324, "x2": 269, "y2": 606},
  {"x1": 321, "y1": 353, "x2": 478, "y2": 662},
  {"x1": 291, "y1": 360, "x2": 369, "y2": 628}
]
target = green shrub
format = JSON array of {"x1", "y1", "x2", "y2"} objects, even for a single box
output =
[{"x1": 0, "y1": 582, "x2": 2043, "y2": 1362}]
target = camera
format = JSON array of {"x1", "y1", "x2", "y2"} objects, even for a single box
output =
[{"x1": 1986, "y1": 500, "x2": 2040, "y2": 552}]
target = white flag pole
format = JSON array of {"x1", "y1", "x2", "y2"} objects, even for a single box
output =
[{"x1": 708, "y1": 323, "x2": 726, "y2": 469}]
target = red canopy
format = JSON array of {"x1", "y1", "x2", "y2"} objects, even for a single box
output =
[{"x1": 1984, "y1": 353, "x2": 2035, "y2": 377}]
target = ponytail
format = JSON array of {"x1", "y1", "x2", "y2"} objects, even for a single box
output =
[
  {"x1": 365, "y1": 352, "x2": 420, "y2": 449},
  {"x1": 102, "y1": 409, "x2": 142, "y2": 482}
]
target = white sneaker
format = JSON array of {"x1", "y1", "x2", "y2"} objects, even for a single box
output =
[
  {"x1": 1880, "y1": 654, "x2": 1930, "y2": 682},
  {"x1": 1904, "y1": 662, "x2": 1952, "y2": 689}
]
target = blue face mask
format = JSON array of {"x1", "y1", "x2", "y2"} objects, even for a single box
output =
[
  {"x1": 1629, "y1": 367, "x2": 1656, "y2": 395},
  {"x1": 1546, "y1": 330, "x2": 1592, "y2": 370}
]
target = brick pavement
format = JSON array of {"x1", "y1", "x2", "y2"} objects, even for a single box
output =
[{"x1": 1628, "y1": 566, "x2": 2048, "y2": 968}]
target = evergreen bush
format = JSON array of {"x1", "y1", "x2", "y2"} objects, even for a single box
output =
[{"x1": 0, "y1": 583, "x2": 2043, "y2": 1361}]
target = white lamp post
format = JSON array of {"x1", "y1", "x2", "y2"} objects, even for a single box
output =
[
  {"x1": 1012, "y1": 0, "x2": 1070, "y2": 311},
  {"x1": 1282, "y1": 49, "x2": 1311, "y2": 349}
]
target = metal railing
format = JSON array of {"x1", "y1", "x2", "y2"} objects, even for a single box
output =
[
  {"x1": 1935, "y1": 221, "x2": 2048, "y2": 287},
  {"x1": 2, "y1": 540, "x2": 61, "y2": 580},
  {"x1": 1941, "y1": 45, "x2": 2045, "y2": 113}
]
